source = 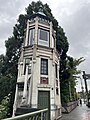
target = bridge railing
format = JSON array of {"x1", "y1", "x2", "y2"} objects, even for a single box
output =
[{"x1": 3, "y1": 108, "x2": 48, "y2": 120}]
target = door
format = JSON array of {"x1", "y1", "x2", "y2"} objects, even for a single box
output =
[{"x1": 38, "y1": 91, "x2": 50, "y2": 120}]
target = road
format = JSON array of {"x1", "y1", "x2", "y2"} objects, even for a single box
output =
[{"x1": 60, "y1": 104, "x2": 90, "y2": 120}]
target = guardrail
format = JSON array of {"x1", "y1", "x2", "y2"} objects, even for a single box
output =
[{"x1": 3, "y1": 108, "x2": 48, "y2": 120}]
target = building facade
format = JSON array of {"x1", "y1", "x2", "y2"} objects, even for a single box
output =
[{"x1": 13, "y1": 12, "x2": 62, "y2": 120}]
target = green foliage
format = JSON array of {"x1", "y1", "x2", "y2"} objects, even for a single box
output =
[
  {"x1": 60, "y1": 56, "x2": 85, "y2": 104},
  {"x1": 0, "y1": 96, "x2": 10, "y2": 119},
  {"x1": 0, "y1": 76, "x2": 11, "y2": 102},
  {"x1": 0, "y1": 75, "x2": 16, "y2": 117},
  {"x1": 0, "y1": 54, "x2": 5, "y2": 75},
  {"x1": 56, "y1": 26, "x2": 69, "y2": 53},
  {"x1": 88, "y1": 90, "x2": 90, "y2": 100}
]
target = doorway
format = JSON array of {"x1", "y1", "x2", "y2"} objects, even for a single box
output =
[{"x1": 38, "y1": 91, "x2": 50, "y2": 120}]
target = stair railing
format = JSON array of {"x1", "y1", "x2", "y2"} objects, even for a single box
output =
[{"x1": 3, "y1": 108, "x2": 48, "y2": 120}]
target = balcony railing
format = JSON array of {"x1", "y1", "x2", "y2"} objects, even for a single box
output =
[{"x1": 3, "y1": 108, "x2": 48, "y2": 120}]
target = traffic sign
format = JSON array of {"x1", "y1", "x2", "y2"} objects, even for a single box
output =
[{"x1": 85, "y1": 74, "x2": 90, "y2": 79}]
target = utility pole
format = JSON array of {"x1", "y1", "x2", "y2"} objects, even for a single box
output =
[
  {"x1": 82, "y1": 71, "x2": 88, "y2": 104},
  {"x1": 79, "y1": 77, "x2": 84, "y2": 100}
]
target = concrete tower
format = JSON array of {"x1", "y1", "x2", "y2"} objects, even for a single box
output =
[{"x1": 13, "y1": 11, "x2": 62, "y2": 120}]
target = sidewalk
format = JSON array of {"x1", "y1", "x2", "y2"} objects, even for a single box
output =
[{"x1": 60, "y1": 104, "x2": 90, "y2": 120}]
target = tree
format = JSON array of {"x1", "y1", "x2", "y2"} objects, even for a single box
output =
[
  {"x1": 0, "y1": 96, "x2": 10, "y2": 119},
  {"x1": 0, "y1": 54, "x2": 6, "y2": 75},
  {"x1": 60, "y1": 56, "x2": 85, "y2": 104}
]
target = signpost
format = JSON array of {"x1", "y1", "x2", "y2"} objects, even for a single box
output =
[{"x1": 85, "y1": 74, "x2": 90, "y2": 79}]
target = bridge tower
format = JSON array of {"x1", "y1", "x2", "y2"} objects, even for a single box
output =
[{"x1": 13, "y1": 11, "x2": 62, "y2": 120}]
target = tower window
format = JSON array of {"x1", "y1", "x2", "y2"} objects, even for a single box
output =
[
  {"x1": 28, "y1": 29, "x2": 34, "y2": 45},
  {"x1": 55, "y1": 63, "x2": 58, "y2": 78},
  {"x1": 56, "y1": 88, "x2": 59, "y2": 95},
  {"x1": 18, "y1": 82, "x2": 24, "y2": 91},
  {"x1": 52, "y1": 36, "x2": 55, "y2": 48},
  {"x1": 38, "y1": 29, "x2": 49, "y2": 47},
  {"x1": 39, "y1": 29, "x2": 48, "y2": 41},
  {"x1": 41, "y1": 58, "x2": 48, "y2": 75},
  {"x1": 24, "y1": 58, "x2": 32, "y2": 75}
]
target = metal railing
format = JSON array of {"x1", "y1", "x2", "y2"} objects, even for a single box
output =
[{"x1": 3, "y1": 108, "x2": 48, "y2": 120}]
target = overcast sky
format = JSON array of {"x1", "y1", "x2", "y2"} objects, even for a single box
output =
[{"x1": 0, "y1": 0, "x2": 90, "y2": 91}]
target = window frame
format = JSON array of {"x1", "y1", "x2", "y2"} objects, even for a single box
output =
[
  {"x1": 18, "y1": 82, "x2": 24, "y2": 91},
  {"x1": 38, "y1": 28, "x2": 49, "y2": 47},
  {"x1": 56, "y1": 87, "x2": 59, "y2": 95},
  {"x1": 24, "y1": 58, "x2": 32, "y2": 75},
  {"x1": 28, "y1": 28, "x2": 35, "y2": 46},
  {"x1": 40, "y1": 58, "x2": 48, "y2": 75},
  {"x1": 55, "y1": 63, "x2": 58, "y2": 78}
]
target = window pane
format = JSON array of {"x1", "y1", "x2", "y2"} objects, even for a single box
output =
[
  {"x1": 55, "y1": 64, "x2": 58, "y2": 78},
  {"x1": 40, "y1": 29, "x2": 48, "y2": 41},
  {"x1": 56, "y1": 80, "x2": 58, "y2": 86},
  {"x1": 30, "y1": 30, "x2": 33, "y2": 44},
  {"x1": 24, "y1": 58, "x2": 32, "y2": 75},
  {"x1": 28, "y1": 65, "x2": 31, "y2": 74},
  {"x1": 56, "y1": 88, "x2": 59, "y2": 95},
  {"x1": 41, "y1": 58, "x2": 48, "y2": 75},
  {"x1": 18, "y1": 83, "x2": 24, "y2": 91},
  {"x1": 38, "y1": 29, "x2": 49, "y2": 47},
  {"x1": 28, "y1": 29, "x2": 34, "y2": 45}
]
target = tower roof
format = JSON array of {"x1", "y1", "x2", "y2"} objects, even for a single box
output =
[
  {"x1": 37, "y1": 11, "x2": 46, "y2": 16},
  {"x1": 29, "y1": 12, "x2": 51, "y2": 21},
  {"x1": 29, "y1": 5, "x2": 51, "y2": 21}
]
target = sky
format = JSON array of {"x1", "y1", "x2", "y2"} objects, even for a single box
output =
[{"x1": 0, "y1": 0, "x2": 90, "y2": 92}]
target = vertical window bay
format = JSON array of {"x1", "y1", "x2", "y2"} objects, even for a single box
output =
[
  {"x1": 41, "y1": 58, "x2": 48, "y2": 75},
  {"x1": 28, "y1": 29, "x2": 34, "y2": 46}
]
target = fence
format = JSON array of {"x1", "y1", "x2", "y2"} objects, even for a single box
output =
[{"x1": 3, "y1": 108, "x2": 48, "y2": 120}]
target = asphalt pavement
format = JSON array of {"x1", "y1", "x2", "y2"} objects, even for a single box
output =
[{"x1": 60, "y1": 103, "x2": 90, "y2": 120}]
